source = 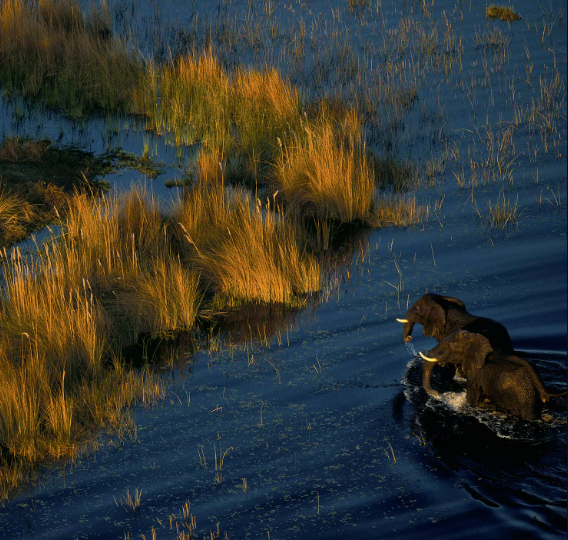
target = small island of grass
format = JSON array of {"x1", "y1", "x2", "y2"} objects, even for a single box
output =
[{"x1": 487, "y1": 5, "x2": 522, "y2": 21}]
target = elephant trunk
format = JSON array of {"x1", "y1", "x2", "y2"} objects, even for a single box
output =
[
  {"x1": 401, "y1": 320, "x2": 415, "y2": 342},
  {"x1": 421, "y1": 356, "x2": 439, "y2": 396}
]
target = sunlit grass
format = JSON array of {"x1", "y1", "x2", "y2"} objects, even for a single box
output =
[
  {"x1": 175, "y1": 151, "x2": 321, "y2": 307},
  {"x1": 0, "y1": 0, "x2": 142, "y2": 116},
  {"x1": 371, "y1": 193, "x2": 430, "y2": 228},
  {"x1": 0, "y1": 189, "x2": 35, "y2": 246},
  {"x1": 272, "y1": 109, "x2": 376, "y2": 223},
  {"x1": 0, "y1": 0, "x2": 439, "y2": 496},
  {"x1": 0, "y1": 186, "x2": 196, "y2": 496},
  {"x1": 487, "y1": 5, "x2": 522, "y2": 21},
  {"x1": 0, "y1": 0, "x2": 429, "y2": 233},
  {"x1": 144, "y1": 50, "x2": 231, "y2": 148}
]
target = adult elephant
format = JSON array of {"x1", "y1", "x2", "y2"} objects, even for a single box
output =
[
  {"x1": 396, "y1": 293, "x2": 513, "y2": 353},
  {"x1": 419, "y1": 331, "x2": 549, "y2": 421}
]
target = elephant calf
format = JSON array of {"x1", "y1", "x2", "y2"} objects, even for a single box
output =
[
  {"x1": 420, "y1": 331, "x2": 549, "y2": 421},
  {"x1": 397, "y1": 293, "x2": 513, "y2": 353}
]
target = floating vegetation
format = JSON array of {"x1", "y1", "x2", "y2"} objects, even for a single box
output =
[{"x1": 487, "y1": 5, "x2": 522, "y2": 21}]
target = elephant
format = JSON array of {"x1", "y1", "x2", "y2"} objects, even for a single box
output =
[
  {"x1": 396, "y1": 293, "x2": 513, "y2": 353},
  {"x1": 419, "y1": 331, "x2": 549, "y2": 421}
]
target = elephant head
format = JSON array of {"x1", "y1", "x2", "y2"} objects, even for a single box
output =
[
  {"x1": 397, "y1": 294, "x2": 466, "y2": 343},
  {"x1": 418, "y1": 330, "x2": 493, "y2": 397}
]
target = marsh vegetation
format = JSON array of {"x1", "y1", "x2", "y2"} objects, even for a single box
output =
[{"x1": 0, "y1": 0, "x2": 566, "y2": 537}]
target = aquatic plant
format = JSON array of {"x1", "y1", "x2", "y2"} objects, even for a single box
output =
[
  {"x1": 175, "y1": 150, "x2": 321, "y2": 307},
  {"x1": 0, "y1": 0, "x2": 142, "y2": 116},
  {"x1": 485, "y1": 190, "x2": 520, "y2": 229},
  {"x1": 272, "y1": 109, "x2": 376, "y2": 224},
  {"x1": 486, "y1": 5, "x2": 522, "y2": 21}
]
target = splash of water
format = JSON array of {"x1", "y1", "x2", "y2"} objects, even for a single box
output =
[{"x1": 405, "y1": 341, "x2": 418, "y2": 360}]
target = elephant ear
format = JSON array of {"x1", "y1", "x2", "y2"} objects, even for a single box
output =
[
  {"x1": 441, "y1": 296, "x2": 466, "y2": 310},
  {"x1": 465, "y1": 333, "x2": 493, "y2": 369},
  {"x1": 423, "y1": 300, "x2": 446, "y2": 341}
]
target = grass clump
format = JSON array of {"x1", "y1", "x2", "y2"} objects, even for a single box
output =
[
  {"x1": 0, "y1": 0, "x2": 142, "y2": 117},
  {"x1": 486, "y1": 5, "x2": 521, "y2": 21},
  {"x1": 272, "y1": 109, "x2": 376, "y2": 224},
  {"x1": 229, "y1": 67, "x2": 301, "y2": 181},
  {"x1": 485, "y1": 191, "x2": 519, "y2": 228},
  {"x1": 0, "y1": 189, "x2": 35, "y2": 247},
  {"x1": 175, "y1": 150, "x2": 320, "y2": 307},
  {"x1": 59, "y1": 188, "x2": 201, "y2": 341},
  {"x1": 370, "y1": 193, "x2": 430, "y2": 228},
  {"x1": 145, "y1": 50, "x2": 231, "y2": 149},
  {"x1": 0, "y1": 185, "x2": 204, "y2": 497}
]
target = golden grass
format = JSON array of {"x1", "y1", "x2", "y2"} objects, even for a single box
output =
[
  {"x1": 487, "y1": 5, "x2": 521, "y2": 21},
  {"x1": 146, "y1": 50, "x2": 231, "y2": 148},
  {"x1": 0, "y1": 189, "x2": 35, "y2": 246},
  {"x1": 175, "y1": 152, "x2": 320, "y2": 306},
  {"x1": 371, "y1": 193, "x2": 430, "y2": 228},
  {"x1": 0, "y1": 138, "x2": 58, "y2": 247},
  {"x1": 230, "y1": 67, "x2": 301, "y2": 178},
  {"x1": 143, "y1": 52, "x2": 302, "y2": 181},
  {"x1": 0, "y1": 0, "x2": 433, "y2": 494},
  {"x1": 55, "y1": 188, "x2": 202, "y2": 342},
  {"x1": 272, "y1": 109, "x2": 376, "y2": 223},
  {"x1": 0, "y1": 0, "x2": 426, "y2": 233},
  {"x1": 0, "y1": 176, "x2": 324, "y2": 493},
  {"x1": 347, "y1": 0, "x2": 370, "y2": 12},
  {"x1": 0, "y1": 186, "x2": 203, "y2": 496},
  {"x1": 0, "y1": 0, "x2": 142, "y2": 116}
]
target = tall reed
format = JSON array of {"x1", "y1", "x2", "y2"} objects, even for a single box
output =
[
  {"x1": 0, "y1": 185, "x2": 202, "y2": 494},
  {"x1": 0, "y1": 0, "x2": 142, "y2": 116},
  {"x1": 175, "y1": 150, "x2": 320, "y2": 307},
  {"x1": 272, "y1": 109, "x2": 376, "y2": 223}
]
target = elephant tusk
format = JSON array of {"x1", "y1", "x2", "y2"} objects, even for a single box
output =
[
  {"x1": 419, "y1": 351, "x2": 438, "y2": 363},
  {"x1": 396, "y1": 318, "x2": 409, "y2": 323}
]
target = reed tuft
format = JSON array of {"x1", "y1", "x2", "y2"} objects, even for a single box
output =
[{"x1": 272, "y1": 109, "x2": 376, "y2": 223}]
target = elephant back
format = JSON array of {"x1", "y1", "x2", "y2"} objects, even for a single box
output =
[{"x1": 462, "y1": 317, "x2": 513, "y2": 353}]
